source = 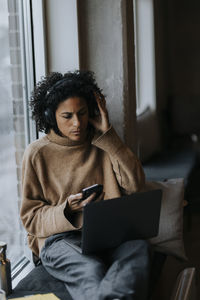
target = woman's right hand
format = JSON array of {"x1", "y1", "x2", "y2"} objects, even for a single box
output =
[{"x1": 66, "y1": 191, "x2": 104, "y2": 213}]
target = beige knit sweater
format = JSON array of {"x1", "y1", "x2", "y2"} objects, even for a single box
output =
[{"x1": 20, "y1": 126, "x2": 145, "y2": 256}]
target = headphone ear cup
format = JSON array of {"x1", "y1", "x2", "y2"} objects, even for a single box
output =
[{"x1": 44, "y1": 108, "x2": 54, "y2": 126}]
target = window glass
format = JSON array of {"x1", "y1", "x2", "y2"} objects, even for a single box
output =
[
  {"x1": 0, "y1": 0, "x2": 25, "y2": 265},
  {"x1": 134, "y1": 0, "x2": 156, "y2": 113}
]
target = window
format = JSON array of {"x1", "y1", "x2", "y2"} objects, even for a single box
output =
[
  {"x1": 0, "y1": 0, "x2": 36, "y2": 266},
  {"x1": 133, "y1": 0, "x2": 156, "y2": 114},
  {"x1": 0, "y1": 0, "x2": 25, "y2": 265},
  {"x1": 0, "y1": 0, "x2": 79, "y2": 270}
]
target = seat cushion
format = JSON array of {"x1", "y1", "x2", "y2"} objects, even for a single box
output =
[
  {"x1": 9, "y1": 251, "x2": 166, "y2": 300},
  {"x1": 143, "y1": 148, "x2": 196, "y2": 183},
  {"x1": 8, "y1": 265, "x2": 73, "y2": 300}
]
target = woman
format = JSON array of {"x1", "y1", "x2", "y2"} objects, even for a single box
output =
[{"x1": 20, "y1": 70, "x2": 151, "y2": 300}]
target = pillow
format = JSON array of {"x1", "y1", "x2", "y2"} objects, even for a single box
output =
[{"x1": 144, "y1": 178, "x2": 187, "y2": 261}]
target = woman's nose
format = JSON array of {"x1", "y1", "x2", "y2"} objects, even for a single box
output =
[{"x1": 73, "y1": 114, "x2": 80, "y2": 126}]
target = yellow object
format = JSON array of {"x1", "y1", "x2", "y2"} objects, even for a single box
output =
[{"x1": 10, "y1": 293, "x2": 60, "y2": 300}]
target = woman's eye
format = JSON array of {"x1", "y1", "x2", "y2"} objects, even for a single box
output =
[{"x1": 63, "y1": 115, "x2": 72, "y2": 119}]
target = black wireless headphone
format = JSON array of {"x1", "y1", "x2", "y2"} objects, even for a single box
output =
[
  {"x1": 44, "y1": 107, "x2": 55, "y2": 126},
  {"x1": 44, "y1": 78, "x2": 70, "y2": 126}
]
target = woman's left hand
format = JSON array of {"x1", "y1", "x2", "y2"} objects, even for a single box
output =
[{"x1": 89, "y1": 92, "x2": 110, "y2": 133}]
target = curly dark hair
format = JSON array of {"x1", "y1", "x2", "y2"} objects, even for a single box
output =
[{"x1": 30, "y1": 70, "x2": 103, "y2": 134}]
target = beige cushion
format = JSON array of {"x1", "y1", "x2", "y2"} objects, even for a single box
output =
[{"x1": 144, "y1": 178, "x2": 187, "y2": 261}]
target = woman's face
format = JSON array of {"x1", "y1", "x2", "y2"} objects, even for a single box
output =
[{"x1": 55, "y1": 97, "x2": 89, "y2": 141}]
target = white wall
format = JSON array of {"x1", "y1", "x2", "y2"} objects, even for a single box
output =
[
  {"x1": 45, "y1": 0, "x2": 79, "y2": 73},
  {"x1": 79, "y1": 0, "x2": 125, "y2": 139},
  {"x1": 78, "y1": 0, "x2": 135, "y2": 142}
]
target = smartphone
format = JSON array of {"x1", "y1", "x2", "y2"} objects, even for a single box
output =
[{"x1": 81, "y1": 184, "x2": 103, "y2": 201}]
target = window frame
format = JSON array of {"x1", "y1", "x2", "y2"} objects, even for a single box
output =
[
  {"x1": 19, "y1": 0, "x2": 37, "y2": 145},
  {"x1": 10, "y1": 0, "x2": 80, "y2": 284},
  {"x1": 9, "y1": 0, "x2": 46, "y2": 278}
]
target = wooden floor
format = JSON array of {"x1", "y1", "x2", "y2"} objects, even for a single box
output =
[{"x1": 152, "y1": 208, "x2": 200, "y2": 299}]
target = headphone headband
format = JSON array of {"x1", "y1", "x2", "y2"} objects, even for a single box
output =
[{"x1": 46, "y1": 77, "x2": 70, "y2": 98}]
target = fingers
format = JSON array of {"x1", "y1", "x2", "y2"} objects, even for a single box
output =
[
  {"x1": 94, "y1": 92, "x2": 107, "y2": 113},
  {"x1": 81, "y1": 192, "x2": 96, "y2": 207},
  {"x1": 67, "y1": 193, "x2": 83, "y2": 212},
  {"x1": 67, "y1": 191, "x2": 105, "y2": 213},
  {"x1": 68, "y1": 193, "x2": 82, "y2": 204},
  {"x1": 82, "y1": 191, "x2": 105, "y2": 207},
  {"x1": 67, "y1": 192, "x2": 97, "y2": 213},
  {"x1": 90, "y1": 92, "x2": 110, "y2": 133}
]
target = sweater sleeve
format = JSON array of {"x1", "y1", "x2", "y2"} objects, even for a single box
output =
[
  {"x1": 20, "y1": 148, "x2": 80, "y2": 238},
  {"x1": 92, "y1": 126, "x2": 145, "y2": 194}
]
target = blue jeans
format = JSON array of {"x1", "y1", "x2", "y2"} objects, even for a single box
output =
[{"x1": 40, "y1": 231, "x2": 151, "y2": 300}]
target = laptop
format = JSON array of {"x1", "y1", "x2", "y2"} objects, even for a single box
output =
[{"x1": 81, "y1": 189, "x2": 162, "y2": 254}]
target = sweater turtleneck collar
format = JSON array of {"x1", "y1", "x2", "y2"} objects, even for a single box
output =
[{"x1": 47, "y1": 129, "x2": 93, "y2": 146}]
